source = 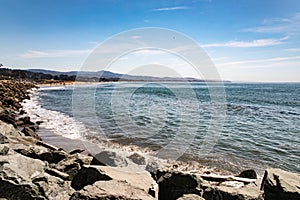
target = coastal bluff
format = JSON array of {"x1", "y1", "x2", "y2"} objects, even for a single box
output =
[{"x1": 0, "y1": 80, "x2": 299, "y2": 200}]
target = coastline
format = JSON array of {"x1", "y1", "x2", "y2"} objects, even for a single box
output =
[{"x1": 0, "y1": 79, "x2": 299, "y2": 200}]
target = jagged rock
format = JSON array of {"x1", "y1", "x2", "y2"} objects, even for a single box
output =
[
  {"x1": 261, "y1": 168, "x2": 300, "y2": 200},
  {"x1": 156, "y1": 171, "x2": 202, "y2": 200},
  {"x1": 0, "y1": 146, "x2": 9, "y2": 155},
  {"x1": 0, "y1": 120, "x2": 23, "y2": 137},
  {"x1": 54, "y1": 153, "x2": 93, "y2": 180},
  {"x1": 91, "y1": 150, "x2": 128, "y2": 167},
  {"x1": 237, "y1": 169, "x2": 257, "y2": 179},
  {"x1": 70, "y1": 180, "x2": 155, "y2": 200},
  {"x1": 22, "y1": 126, "x2": 41, "y2": 140},
  {"x1": 15, "y1": 145, "x2": 68, "y2": 164},
  {"x1": 33, "y1": 173, "x2": 75, "y2": 200},
  {"x1": 82, "y1": 165, "x2": 158, "y2": 198},
  {"x1": 203, "y1": 184, "x2": 263, "y2": 200},
  {"x1": 128, "y1": 153, "x2": 146, "y2": 165},
  {"x1": 19, "y1": 116, "x2": 35, "y2": 125},
  {"x1": 71, "y1": 166, "x2": 112, "y2": 190},
  {"x1": 177, "y1": 194, "x2": 205, "y2": 200},
  {"x1": 0, "y1": 153, "x2": 46, "y2": 199},
  {"x1": 0, "y1": 133, "x2": 8, "y2": 144}
]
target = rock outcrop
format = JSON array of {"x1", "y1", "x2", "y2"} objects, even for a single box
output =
[{"x1": 261, "y1": 168, "x2": 300, "y2": 200}]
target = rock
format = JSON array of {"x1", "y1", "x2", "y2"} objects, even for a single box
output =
[
  {"x1": 128, "y1": 153, "x2": 146, "y2": 165},
  {"x1": 0, "y1": 153, "x2": 46, "y2": 199},
  {"x1": 0, "y1": 133, "x2": 8, "y2": 144},
  {"x1": 71, "y1": 166, "x2": 112, "y2": 190},
  {"x1": 70, "y1": 180, "x2": 155, "y2": 200},
  {"x1": 20, "y1": 116, "x2": 35, "y2": 125},
  {"x1": 261, "y1": 168, "x2": 300, "y2": 200},
  {"x1": 69, "y1": 149, "x2": 85, "y2": 154},
  {"x1": 156, "y1": 171, "x2": 202, "y2": 200},
  {"x1": 39, "y1": 150, "x2": 68, "y2": 164},
  {"x1": 91, "y1": 150, "x2": 128, "y2": 167},
  {"x1": 21, "y1": 126, "x2": 41, "y2": 140},
  {"x1": 177, "y1": 194, "x2": 205, "y2": 200},
  {"x1": 54, "y1": 153, "x2": 93, "y2": 180},
  {"x1": 0, "y1": 120, "x2": 23, "y2": 137},
  {"x1": 32, "y1": 172, "x2": 75, "y2": 200},
  {"x1": 203, "y1": 184, "x2": 263, "y2": 200},
  {"x1": 15, "y1": 145, "x2": 68, "y2": 164},
  {"x1": 0, "y1": 146, "x2": 9, "y2": 155},
  {"x1": 84, "y1": 165, "x2": 158, "y2": 198},
  {"x1": 237, "y1": 169, "x2": 257, "y2": 179}
]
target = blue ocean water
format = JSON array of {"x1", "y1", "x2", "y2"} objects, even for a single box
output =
[{"x1": 36, "y1": 82, "x2": 300, "y2": 173}]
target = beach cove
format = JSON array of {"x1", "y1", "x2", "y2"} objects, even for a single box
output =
[{"x1": 0, "y1": 80, "x2": 299, "y2": 200}]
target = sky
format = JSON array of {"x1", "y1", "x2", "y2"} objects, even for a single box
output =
[{"x1": 0, "y1": 0, "x2": 300, "y2": 82}]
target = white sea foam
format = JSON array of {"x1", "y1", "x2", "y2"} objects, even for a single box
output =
[{"x1": 22, "y1": 90, "x2": 85, "y2": 139}]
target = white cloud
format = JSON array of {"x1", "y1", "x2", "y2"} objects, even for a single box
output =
[
  {"x1": 202, "y1": 36, "x2": 288, "y2": 48},
  {"x1": 20, "y1": 49, "x2": 92, "y2": 59},
  {"x1": 285, "y1": 48, "x2": 300, "y2": 52},
  {"x1": 218, "y1": 55, "x2": 300, "y2": 68},
  {"x1": 243, "y1": 13, "x2": 300, "y2": 34},
  {"x1": 152, "y1": 6, "x2": 190, "y2": 12}
]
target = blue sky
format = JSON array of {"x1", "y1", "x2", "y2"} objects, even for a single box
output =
[{"x1": 0, "y1": 0, "x2": 300, "y2": 82}]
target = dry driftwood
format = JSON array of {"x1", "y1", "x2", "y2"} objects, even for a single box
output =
[{"x1": 200, "y1": 174, "x2": 256, "y2": 183}]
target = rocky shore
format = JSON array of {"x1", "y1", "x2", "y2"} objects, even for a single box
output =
[{"x1": 0, "y1": 80, "x2": 299, "y2": 200}]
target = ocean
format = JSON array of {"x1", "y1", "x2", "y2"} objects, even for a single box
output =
[{"x1": 23, "y1": 82, "x2": 300, "y2": 174}]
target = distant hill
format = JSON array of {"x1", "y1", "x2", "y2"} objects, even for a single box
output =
[
  {"x1": 0, "y1": 68, "x2": 228, "y2": 82},
  {"x1": 27, "y1": 69, "x2": 222, "y2": 82}
]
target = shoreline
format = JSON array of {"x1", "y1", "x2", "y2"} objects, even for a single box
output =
[{"x1": 0, "y1": 79, "x2": 299, "y2": 200}]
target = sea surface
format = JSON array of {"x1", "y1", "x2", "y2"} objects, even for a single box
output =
[{"x1": 24, "y1": 82, "x2": 300, "y2": 174}]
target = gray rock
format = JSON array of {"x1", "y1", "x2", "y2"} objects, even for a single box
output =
[
  {"x1": 21, "y1": 126, "x2": 41, "y2": 140},
  {"x1": 237, "y1": 169, "x2": 257, "y2": 179},
  {"x1": 0, "y1": 153, "x2": 46, "y2": 199},
  {"x1": 156, "y1": 171, "x2": 202, "y2": 200},
  {"x1": 203, "y1": 184, "x2": 263, "y2": 200},
  {"x1": 32, "y1": 172, "x2": 75, "y2": 200},
  {"x1": 128, "y1": 153, "x2": 146, "y2": 165},
  {"x1": 0, "y1": 120, "x2": 23, "y2": 137},
  {"x1": 91, "y1": 150, "x2": 128, "y2": 167},
  {"x1": 0, "y1": 133, "x2": 8, "y2": 144},
  {"x1": 0, "y1": 146, "x2": 9, "y2": 155},
  {"x1": 71, "y1": 166, "x2": 112, "y2": 190},
  {"x1": 70, "y1": 180, "x2": 155, "y2": 200},
  {"x1": 54, "y1": 153, "x2": 93, "y2": 180},
  {"x1": 261, "y1": 168, "x2": 300, "y2": 200}
]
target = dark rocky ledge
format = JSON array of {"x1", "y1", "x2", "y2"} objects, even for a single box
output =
[{"x1": 0, "y1": 80, "x2": 299, "y2": 200}]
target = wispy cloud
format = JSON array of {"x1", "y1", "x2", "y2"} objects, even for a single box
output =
[
  {"x1": 151, "y1": 6, "x2": 190, "y2": 12},
  {"x1": 218, "y1": 55, "x2": 300, "y2": 67},
  {"x1": 20, "y1": 49, "x2": 92, "y2": 59},
  {"x1": 202, "y1": 36, "x2": 288, "y2": 48},
  {"x1": 242, "y1": 12, "x2": 300, "y2": 34},
  {"x1": 285, "y1": 48, "x2": 300, "y2": 52}
]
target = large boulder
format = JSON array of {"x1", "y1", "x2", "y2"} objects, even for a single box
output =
[
  {"x1": 71, "y1": 165, "x2": 158, "y2": 198},
  {"x1": 202, "y1": 184, "x2": 263, "y2": 200},
  {"x1": 0, "y1": 153, "x2": 46, "y2": 199},
  {"x1": 91, "y1": 150, "x2": 128, "y2": 167},
  {"x1": 261, "y1": 168, "x2": 300, "y2": 200},
  {"x1": 32, "y1": 172, "x2": 75, "y2": 200},
  {"x1": 54, "y1": 153, "x2": 93, "y2": 180},
  {"x1": 70, "y1": 180, "x2": 155, "y2": 200},
  {"x1": 0, "y1": 120, "x2": 23, "y2": 137},
  {"x1": 71, "y1": 166, "x2": 112, "y2": 190},
  {"x1": 155, "y1": 171, "x2": 202, "y2": 200}
]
